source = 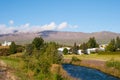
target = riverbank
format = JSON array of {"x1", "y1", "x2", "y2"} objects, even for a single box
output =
[
  {"x1": 63, "y1": 54, "x2": 120, "y2": 78},
  {"x1": 51, "y1": 64, "x2": 77, "y2": 80},
  {"x1": 62, "y1": 64, "x2": 120, "y2": 80},
  {"x1": 0, "y1": 56, "x2": 77, "y2": 80}
]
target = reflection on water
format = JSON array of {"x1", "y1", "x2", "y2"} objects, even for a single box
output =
[{"x1": 62, "y1": 64, "x2": 120, "y2": 80}]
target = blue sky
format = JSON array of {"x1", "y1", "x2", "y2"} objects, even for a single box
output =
[{"x1": 0, "y1": 0, "x2": 120, "y2": 34}]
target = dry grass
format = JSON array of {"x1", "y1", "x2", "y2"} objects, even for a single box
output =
[
  {"x1": 64, "y1": 54, "x2": 120, "y2": 61},
  {"x1": 0, "y1": 46, "x2": 9, "y2": 49}
]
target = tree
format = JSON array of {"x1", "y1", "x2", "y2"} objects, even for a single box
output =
[
  {"x1": 45, "y1": 42, "x2": 63, "y2": 64},
  {"x1": 32, "y1": 37, "x2": 44, "y2": 50},
  {"x1": 63, "y1": 48, "x2": 68, "y2": 55},
  {"x1": 116, "y1": 36, "x2": 120, "y2": 50},
  {"x1": 80, "y1": 42, "x2": 88, "y2": 53},
  {"x1": 72, "y1": 42, "x2": 78, "y2": 54},
  {"x1": 87, "y1": 37, "x2": 99, "y2": 48},
  {"x1": 106, "y1": 39, "x2": 116, "y2": 52},
  {"x1": 9, "y1": 41, "x2": 17, "y2": 54}
]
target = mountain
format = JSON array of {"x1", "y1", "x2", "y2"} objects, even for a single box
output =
[{"x1": 0, "y1": 31, "x2": 120, "y2": 45}]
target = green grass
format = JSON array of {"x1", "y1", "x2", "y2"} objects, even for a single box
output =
[
  {"x1": 106, "y1": 59, "x2": 120, "y2": 70},
  {"x1": 64, "y1": 52, "x2": 120, "y2": 61},
  {"x1": 0, "y1": 56, "x2": 20, "y2": 69},
  {"x1": 0, "y1": 56, "x2": 28, "y2": 80}
]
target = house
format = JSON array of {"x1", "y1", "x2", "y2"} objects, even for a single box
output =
[
  {"x1": 87, "y1": 48, "x2": 98, "y2": 54},
  {"x1": 86, "y1": 44, "x2": 108, "y2": 54},
  {"x1": 2, "y1": 41, "x2": 12, "y2": 46},
  {"x1": 99, "y1": 44, "x2": 108, "y2": 51},
  {"x1": 77, "y1": 49, "x2": 83, "y2": 55}
]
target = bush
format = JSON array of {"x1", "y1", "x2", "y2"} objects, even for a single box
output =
[
  {"x1": 63, "y1": 48, "x2": 68, "y2": 55},
  {"x1": 16, "y1": 45, "x2": 24, "y2": 53},
  {"x1": 9, "y1": 41, "x2": 17, "y2": 54},
  {"x1": 0, "y1": 48, "x2": 9, "y2": 56},
  {"x1": 25, "y1": 44, "x2": 34, "y2": 56},
  {"x1": 106, "y1": 59, "x2": 120, "y2": 70},
  {"x1": 71, "y1": 56, "x2": 81, "y2": 62}
]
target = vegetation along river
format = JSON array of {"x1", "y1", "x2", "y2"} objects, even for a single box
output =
[{"x1": 62, "y1": 64, "x2": 120, "y2": 80}]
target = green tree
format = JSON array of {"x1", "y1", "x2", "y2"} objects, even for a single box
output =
[
  {"x1": 87, "y1": 37, "x2": 99, "y2": 48},
  {"x1": 63, "y1": 48, "x2": 68, "y2": 55},
  {"x1": 32, "y1": 37, "x2": 44, "y2": 50},
  {"x1": 72, "y1": 42, "x2": 78, "y2": 54},
  {"x1": 80, "y1": 42, "x2": 88, "y2": 53},
  {"x1": 106, "y1": 39, "x2": 116, "y2": 52},
  {"x1": 45, "y1": 42, "x2": 63, "y2": 64},
  {"x1": 9, "y1": 41, "x2": 17, "y2": 54},
  {"x1": 116, "y1": 36, "x2": 120, "y2": 50}
]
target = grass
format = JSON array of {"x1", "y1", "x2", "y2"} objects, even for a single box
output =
[
  {"x1": 0, "y1": 53, "x2": 74, "y2": 80},
  {"x1": 0, "y1": 46, "x2": 9, "y2": 49},
  {"x1": 0, "y1": 56, "x2": 20, "y2": 69},
  {"x1": 64, "y1": 52, "x2": 120, "y2": 61},
  {"x1": 0, "y1": 54, "x2": 28, "y2": 80},
  {"x1": 106, "y1": 59, "x2": 120, "y2": 70}
]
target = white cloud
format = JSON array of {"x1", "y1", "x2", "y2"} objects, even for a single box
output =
[
  {"x1": 57, "y1": 22, "x2": 68, "y2": 30},
  {"x1": 0, "y1": 24, "x2": 15, "y2": 34},
  {"x1": 9, "y1": 20, "x2": 14, "y2": 25},
  {"x1": 40, "y1": 22, "x2": 56, "y2": 31},
  {"x1": 0, "y1": 21, "x2": 78, "y2": 34}
]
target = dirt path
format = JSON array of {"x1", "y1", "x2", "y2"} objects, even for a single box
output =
[
  {"x1": 81, "y1": 59, "x2": 105, "y2": 67},
  {"x1": 0, "y1": 60, "x2": 18, "y2": 80}
]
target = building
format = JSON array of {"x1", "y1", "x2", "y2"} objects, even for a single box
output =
[
  {"x1": 2, "y1": 41, "x2": 12, "y2": 46},
  {"x1": 77, "y1": 49, "x2": 83, "y2": 55},
  {"x1": 99, "y1": 44, "x2": 108, "y2": 50},
  {"x1": 87, "y1": 48, "x2": 98, "y2": 54}
]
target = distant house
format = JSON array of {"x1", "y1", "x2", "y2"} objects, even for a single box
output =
[
  {"x1": 2, "y1": 41, "x2": 12, "y2": 46},
  {"x1": 87, "y1": 48, "x2": 98, "y2": 54},
  {"x1": 86, "y1": 44, "x2": 108, "y2": 54},
  {"x1": 77, "y1": 49, "x2": 83, "y2": 55},
  {"x1": 99, "y1": 44, "x2": 108, "y2": 51}
]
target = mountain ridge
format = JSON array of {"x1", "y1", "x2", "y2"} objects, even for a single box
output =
[{"x1": 0, "y1": 31, "x2": 120, "y2": 45}]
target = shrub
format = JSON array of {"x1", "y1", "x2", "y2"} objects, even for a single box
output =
[
  {"x1": 63, "y1": 48, "x2": 68, "y2": 55},
  {"x1": 106, "y1": 59, "x2": 120, "y2": 70},
  {"x1": 25, "y1": 44, "x2": 34, "y2": 56},
  {"x1": 0, "y1": 48, "x2": 9, "y2": 56},
  {"x1": 16, "y1": 45, "x2": 24, "y2": 53},
  {"x1": 9, "y1": 41, "x2": 17, "y2": 54},
  {"x1": 71, "y1": 56, "x2": 81, "y2": 62}
]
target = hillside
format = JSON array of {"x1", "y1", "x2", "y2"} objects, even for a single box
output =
[{"x1": 0, "y1": 31, "x2": 120, "y2": 45}]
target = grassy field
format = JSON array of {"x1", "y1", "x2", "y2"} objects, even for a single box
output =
[
  {"x1": 64, "y1": 53, "x2": 120, "y2": 61},
  {"x1": 0, "y1": 53, "x2": 75, "y2": 80},
  {"x1": 0, "y1": 46, "x2": 9, "y2": 49}
]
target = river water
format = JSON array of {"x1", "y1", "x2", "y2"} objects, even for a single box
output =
[{"x1": 62, "y1": 64, "x2": 120, "y2": 80}]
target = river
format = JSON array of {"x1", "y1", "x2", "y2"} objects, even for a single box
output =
[{"x1": 62, "y1": 64, "x2": 120, "y2": 80}]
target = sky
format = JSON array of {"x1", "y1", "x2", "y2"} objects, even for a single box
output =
[{"x1": 0, "y1": 0, "x2": 120, "y2": 34}]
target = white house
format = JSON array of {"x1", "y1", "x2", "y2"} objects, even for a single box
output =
[
  {"x1": 87, "y1": 48, "x2": 98, "y2": 54},
  {"x1": 2, "y1": 41, "x2": 12, "y2": 46},
  {"x1": 99, "y1": 44, "x2": 108, "y2": 51},
  {"x1": 77, "y1": 49, "x2": 83, "y2": 55}
]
